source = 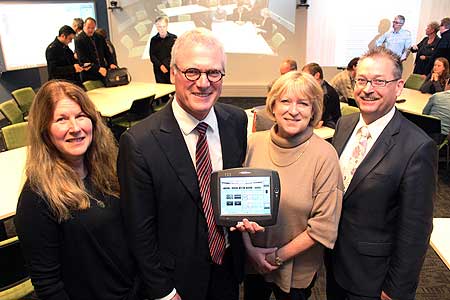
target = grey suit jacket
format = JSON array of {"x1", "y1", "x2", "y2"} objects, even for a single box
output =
[
  {"x1": 118, "y1": 101, "x2": 247, "y2": 300},
  {"x1": 330, "y1": 110, "x2": 436, "y2": 299}
]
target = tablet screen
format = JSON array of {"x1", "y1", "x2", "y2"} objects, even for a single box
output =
[{"x1": 219, "y1": 176, "x2": 271, "y2": 216}]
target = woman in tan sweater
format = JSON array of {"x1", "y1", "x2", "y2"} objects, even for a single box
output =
[{"x1": 243, "y1": 71, "x2": 343, "y2": 300}]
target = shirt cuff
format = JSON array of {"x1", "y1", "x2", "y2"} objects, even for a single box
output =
[{"x1": 156, "y1": 288, "x2": 177, "y2": 300}]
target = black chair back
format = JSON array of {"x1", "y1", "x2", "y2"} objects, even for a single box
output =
[
  {"x1": 401, "y1": 110, "x2": 442, "y2": 143},
  {"x1": 0, "y1": 238, "x2": 30, "y2": 291},
  {"x1": 128, "y1": 95, "x2": 155, "y2": 121}
]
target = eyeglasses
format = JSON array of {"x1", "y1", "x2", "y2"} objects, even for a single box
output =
[
  {"x1": 392, "y1": 21, "x2": 404, "y2": 25},
  {"x1": 355, "y1": 77, "x2": 401, "y2": 88},
  {"x1": 174, "y1": 65, "x2": 225, "y2": 83}
]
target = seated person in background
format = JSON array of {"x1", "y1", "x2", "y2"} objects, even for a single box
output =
[
  {"x1": 75, "y1": 17, "x2": 117, "y2": 82},
  {"x1": 420, "y1": 57, "x2": 450, "y2": 94},
  {"x1": 256, "y1": 8, "x2": 274, "y2": 40},
  {"x1": 243, "y1": 71, "x2": 343, "y2": 300},
  {"x1": 410, "y1": 21, "x2": 440, "y2": 75},
  {"x1": 268, "y1": 59, "x2": 297, "y2": 92},
  {"x1": 96, "y1": 28, "x2": 118, "y2": 66},
  {"x1": 303, "y1": 62, "x2": 341, "y2": 128},
  {"x1": 330, "y1": 57, "x2": 359, "y2": 103},
  {"x1": 45, "y1": 25, "x2": 83, "y2": 86},
  {"x1": 231, "y1": 0, "x2": 251, "y2": 23},
  {"x1": 15, "y1": 80, "x2": 143, "y2": 300},
  {"x1": 423, "y1": 79, "x2": 450, "y2": 140}
]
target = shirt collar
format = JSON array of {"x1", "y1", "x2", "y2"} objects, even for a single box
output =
[
  {"x1": 355, "y1": 105, "x2": 396, "y2": 139},
  {"x1": 171, "y1": 96, "x2": 219, "y2": 136}
]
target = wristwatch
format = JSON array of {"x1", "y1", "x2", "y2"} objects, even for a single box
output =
[{"x1": 274, "y1": 250, "x2": 284, "y2": 266}]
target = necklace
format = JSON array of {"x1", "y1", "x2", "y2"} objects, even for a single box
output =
[{"x1": 268, "y1": 139, "x2": 311, "y2": 167}]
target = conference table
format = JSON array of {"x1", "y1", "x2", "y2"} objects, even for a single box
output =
[
  {"x1": 87, "y1": 82, "x2": 175, "y2": 118},
  {"x1": 396, "y1": 88, "x2": 431, "y2": 115},
  {"x1": 0, "y1": 146, "x2": 27, "y2": 221},
  {"x1": 430, "y1": 218, "x2": 450, "y2": 270}
]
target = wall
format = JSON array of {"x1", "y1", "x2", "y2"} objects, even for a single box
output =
[{"x1": 0, "y1": 0, "x2": 109, "y2": 103}]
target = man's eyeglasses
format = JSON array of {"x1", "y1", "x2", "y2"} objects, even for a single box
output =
[
  {"x1": 355, "y1": 78, "x2": 401, "y2": 88},
  {"x1": 174, "y1": 65, "x2": 225, "y2": 83},
  {"x1": 392, "y1": 21, "x2": 404, "y2": 25}
]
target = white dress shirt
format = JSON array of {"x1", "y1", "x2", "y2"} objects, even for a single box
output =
[{"x1": 340, "y1": 106, "x2": 396, "y2": 184}]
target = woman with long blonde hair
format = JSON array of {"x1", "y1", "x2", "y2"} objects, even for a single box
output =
[{"x1": 15, "y1": 80, "x2": 143, "y2": 300}]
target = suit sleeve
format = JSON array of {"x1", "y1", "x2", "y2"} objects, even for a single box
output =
[
  {"x1": 45, "y1": 46, "x2": 75, "y2": 79},
  {"x1": 118, "y1": 131, "x2": 174, "y2": 299},
  {"x1": 382, "y1": 139, "x2": 436, "y2": 299},
  {"x1": 15, "y1": 187, "x2": 70, "y2": 300},
  {"x1": 75, "y1": 35, "x2": 100, "y2": 74}
]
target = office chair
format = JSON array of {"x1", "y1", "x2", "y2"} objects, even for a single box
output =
[
  {"x1": 0, "y1": 100, "x2": 24, "y2": 125},
  {"x1": 11, "y1": 87, "x2": 35, "y2": 117},
  {"x1": 271, "y1": 33, "x2": 286, "y2": 52},
  {"x1": 0, "y1": 236, "x2": 35, "y2": 300},
  {"x1": 404, "y1": 74, "x2": 426, "y2": 90},
  {"x1": 1, "y1": 122, "x2": 29, "y2": 151},
  {"x1": 83, "y1": 80, "x2": 105, "y2": 91},
  {"x1": 112, "y1": 95, "x2": 155, "y2": 129}
]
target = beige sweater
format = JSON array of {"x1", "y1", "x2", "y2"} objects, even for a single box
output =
[{"x1": 244, "y1": 125, "x2": 343, "y2": 292}]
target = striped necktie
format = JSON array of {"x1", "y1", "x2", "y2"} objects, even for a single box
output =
[{"x1": 195, "y1": 122, "x2": 226, "y2": 265}]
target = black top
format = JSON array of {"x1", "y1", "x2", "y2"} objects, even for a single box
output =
[
  {"x1": 149, "y1": 32, "x2": 177, "y2": 84},
  {"x1": 75, "y1": 31, "x2": 115, "y2": 82},
  {"x1": 15, "y1": 179, "x2": 142, "y2": 300},
  {"x1": 419, "y1": 73, "x2": 449, "y2": 94},
  {"x1": 411, "y1": 36, "x2": 440, "y2": 75},
  {"x1": 322, "y1": 80, "x2": 341, "y2": 129},
  {"x1": 45, "y1": 37, "x2": 81, "y2": 85}
]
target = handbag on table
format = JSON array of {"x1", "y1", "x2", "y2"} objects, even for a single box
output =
[{"x1": 105, "y1": 67, "x2": 131, "y2": 87}]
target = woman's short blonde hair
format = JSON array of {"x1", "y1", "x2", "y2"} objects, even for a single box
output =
[{"x1": 266, "y1": 71, "x2": 323, "y2": 127}]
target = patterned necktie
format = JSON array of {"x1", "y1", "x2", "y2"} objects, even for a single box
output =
[
  {"x1": 343, "y1": 126, "x2": 370, "y2": 192},
  {"x1": 195, "y1": 122, "x2": 226, "y2": 265}
]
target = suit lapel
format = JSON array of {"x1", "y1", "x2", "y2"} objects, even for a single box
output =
[
  {"x1": 153, "y1": 103, "x2": 203, "y2": 211},
  {"x1": 344, "y1": 110, "x2": 401, "y2": 197},
  {"x1": 215, "y1": 105, "x2": 234, "y2": 169}
]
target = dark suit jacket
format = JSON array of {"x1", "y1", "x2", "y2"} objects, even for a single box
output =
[
  {"x1": 45, "y1": 38, "x2": 80, "y2": 84},
  {"x1": 425, "y1": 29, "x2": 450, "y2": 75},
  {"x1": 118, "y1": 102, "x2": 248, "y2": 300},
  {"x1": 75, "y1": 31, "x2": 114, "y2": 82},
  {"x1": 330, "y1": 110, "x2": 436, "y2": 299},
  {"x1": 322, "y1": 81, "x2": 341, "y2": 129}
]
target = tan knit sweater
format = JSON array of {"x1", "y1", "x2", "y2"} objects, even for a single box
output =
[{"x1": 244, "y1": 125, "x2": 343, "y2": 292}]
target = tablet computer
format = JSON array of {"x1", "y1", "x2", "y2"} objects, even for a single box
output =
[{"x1": 210, "y1": 168, "x2": 281, "y2": 226}]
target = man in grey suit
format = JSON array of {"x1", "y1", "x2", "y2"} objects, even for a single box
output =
[
  {"x1": 326, "y1": 47, "x2": 436, "y2": 300},
  {"x1": 118, "y1": 28, "x2": 249, "y2": 300}
]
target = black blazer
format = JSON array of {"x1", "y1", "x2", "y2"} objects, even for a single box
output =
[
  {"x1": 118, "y1": 102, "x2": 247, "y2": 300},
  {"x1": 330, "y1": 110, "x2": 436, "y2": 299},
  {"x1": 45, "y1": 38, "x2": 80, "y2": 84},
  {"x1": 75, "y1": 31, "x2": 114, "y2": 82}
]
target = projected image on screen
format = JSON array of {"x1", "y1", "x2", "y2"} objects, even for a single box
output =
[
  {"x1": 220, "y1": 176, "x2": 271, "y2": 216},
  {"x1": 0, "y1": 2, "x2": 96, "y2": 72},
  {"x1": 110, "y1": 0, "x2": 295, "y2": 61}
]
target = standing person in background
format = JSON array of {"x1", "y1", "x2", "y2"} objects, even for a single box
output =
[
  {"x1": 326, "y1": 47, "x2": 436, "y2": 300},
  {"x1": 419, "y1": 57, "x2": 449, "y2": 94},
  {"x1": 75, "y1": 17, "x2": 117, "y2": 82},
  {"x1": 410, "y1": 21, "x2": 440, "y2": 75},
  {"x1": 330, "y1": 57, "x2": 359, "y2": 103},
  {"x1": 72, "y1": 18, "x2": 83, "y2": 35},
  {"x1": 96, "y1": 28, "x2": 118, "y2": 66},
  {"x1": 302, "y1": 62, "x2": 341, "y2": 128},
  {"x1": 46, "y1": 25, "x2": 84, "y2": 86},
  {"x1": 243, "y1": 71, "x2": 343, "y2": 300},
  {"x1": 376, "y1": 15, "x2": 412, "y2": 61},
  {"x1": 425, "y1": 17, "x2": 450, "y2": 75},
  {"x1": 15, "y1": 80, "x2": 143, "y2": 300},
  {"x1": 150, "y1": 15, "x2": 177, "y2": 84}
]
